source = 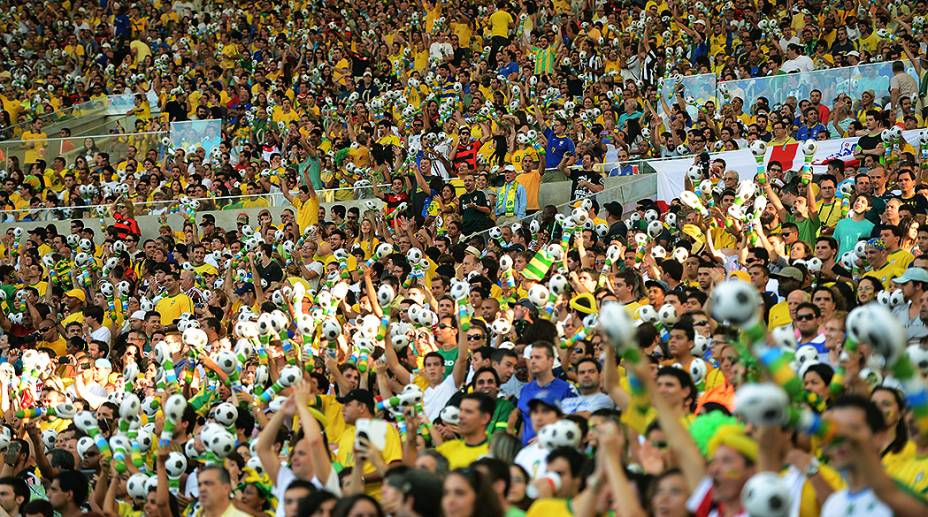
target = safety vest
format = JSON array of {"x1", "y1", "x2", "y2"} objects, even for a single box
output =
[{"x1": 497, "y1": 182, "x2": 517, "y2": 215}]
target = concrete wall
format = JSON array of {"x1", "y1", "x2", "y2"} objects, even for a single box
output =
[{"x1": 1, "y1": 174, "x2": 657, "y2": 243}]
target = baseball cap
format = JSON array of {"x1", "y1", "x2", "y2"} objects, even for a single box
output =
[
  {"x1": 893, "y1": 267, "x2": 928, "y2": 284},
  {"x1": 603, "y1": 201, "x2": 623, "y2": 218},
  {"x1": 645, "y1": 279, "x2": 669, "y2": 292},
  {"x1": 129, "y1": 310, "x2": 146, "y2": 320},
  {"x1": 236, "y1": 213, "x2": 249, "y2": 224},
  {"x1": 235, "y1": 284, "x2": 256, "y2": 296},
  {"x1": 337, "y1": 389, "x2": 375, "y2": 412},
  {"x1": 200, "y1": 214, "x2": 216, "y2": 226},
  {"x1": 64, "y1": 288, "x2": 86, "y2": 303},
  {"x1": 773, "y1": 266, "x2": 803, "y2": 282},
  {"x1": 528, "y1": 390, "x2": 564, "y2": 415},
  {"x1": 515, "y1": 298, "x2": 539, "y2": 318},
  {"x1": 95, "y1": 358, "x2": 112, "y2": 370},
  {"x1": 847, "y1": 50, "x2": 861, "y2": 58}
]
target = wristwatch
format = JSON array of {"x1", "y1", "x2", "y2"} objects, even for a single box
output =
[{"x1": 805, "y1": 457, "x2": 820, "y2": 479}]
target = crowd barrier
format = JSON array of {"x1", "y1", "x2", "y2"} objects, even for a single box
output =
[
  {"x1": 659, "y1": 61, "x2": 917, "y2": 116},
  {"x1": 0, "y1": 130, "x2": 168, "y2": 171}
]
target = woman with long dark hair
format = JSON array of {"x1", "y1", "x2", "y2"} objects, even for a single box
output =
[{"x1": 442, "y1": 468, "x2": 504, "y2": 517}]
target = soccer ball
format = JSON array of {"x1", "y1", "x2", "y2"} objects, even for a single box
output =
[
  {"x1": 213, "y1": 351, "x2": 238, "y2": 376},
  {"x1": 141, "y1": 397, "x2": 160, "y2": 418},
  {"x1": 491, "y1": 318, "x2": 512, "y2": 335},
  {"x1": 528, "y1": 284, "x2": 549, "y2": 307},
  {"x1": 770, "y1": 326, "x2": 796, "y2": 349},
  {"x1": 278, "y1": 366, "x2": 302, "y2": 387},
  {"x1": 165, "y1": 452, "x2": 187, "y2": 478},
  {"x1": 538, "y1": 419, "x2": 582, "y2": 449},
  {"x1": 136, "y1": 429, "x2": 153, "y2": 452},
  {"x1": 689, "y1": 359, "x2": 708, "y2": 385},
  {"x1": 794, "y1": 346, "x2": 819, "y2": 370},
  {"x1": 734, "y1": 383, "x2": 789, "y2": 427},
  {"x1": 848, "y1": 305, "x2": 906, "y2": 365},
  {"x1": 710, "y1": 280, "x2": 760, "y2": 326},
  {"x1": 183, "y1": 328, "x2": 208, "y2": 348},
  {"x1": 741, "y1": 471, "x2": 791, "y2": 517},
  {"x1": 907, "y1": 345, "x2": 928, "y2": 372},
  {"x1": 692, "y1": 334, "x2": 710, "y2": 357},
  {"x1": 208, "y1": 431, "x2": 236, "y2": 458},
  {"x1": 76, "y1": 436, "x2": 95, "y2": 460},
  {"x1": 41, "y1": 429, "x2": 57, "y2": 450},
  {"x1": 598, "y1": 302, "x2": 636, "y2": 352},
  {"x1": 658, "y1": 304, "x2": 678, "y2": 325},
  {"x1": 73, "y1": 412, "x2": 98, "y2": 433},
  {"x1": 687, "y1": 165, "x2": 703, "y2": 183},
  {"x1": 127, "y1": 473, "x2": 150, "y2": 499},
  {"x1": 450, "y1": 280, "x2": 470, "y2": 301},
  {"x1": 637, "y1": 305, "x2": 659, "y2": 323},
  {"x1": 801, "y1": 139, "x2": 817, "y2": 156},
  {"x1": 257, "y1": 313, "x2": 275, "y2": 336},
  {"x1": 440, "y1": 406, "x2": 461, "y2": 425},
  {"x1": 164, "y1": 394, "x2": 187, "y2": 422},
  {"x1": 322, "y1": 319, "x2": 342, "y2": 341},
  {"x1": 805, "y1": 257, "x2": 822, "y2": 272},
  {"x1": 119, "y1": 393, "x2": 141, "y2": 419},
  {"x1": 549, "y1": 274, "x2": 569, "y2": 296},
  {"x1": 246, "y1": 455, "x2": 265, "y2": 475},
  {"x1": 750, "y1": 140, "x2": 767, "y2": 157},
  {"x1": 211, "y1": 403, "x2": 238, "y2": 427}
]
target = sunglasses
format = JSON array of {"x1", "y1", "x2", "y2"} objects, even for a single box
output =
[
  {"x1": 466, "y1": 334, "x2": 485, "y2": 341},
  {"x1": 795, "y1": 313, "x2": 816, "y2": 321}
]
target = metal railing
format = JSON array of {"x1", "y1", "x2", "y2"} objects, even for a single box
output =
[
  {"x1": 660, "y1": 60, "x2": 916, "y2": 115},
  {"x1": 0, "y1": 183, "x2": 394, "y2": 222},
  {"x1": 0, "y1": 130, "x2": 168, "y2": 169}
]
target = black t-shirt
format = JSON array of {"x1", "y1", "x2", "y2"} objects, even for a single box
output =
[
  {"x1": 459, "y1": 190, "x2": 492, "y2": 235},
  {"x1": 256, "y1": 260, "x2": 284, "y2": 284},
  {"x1": 570, "y1": 169, "x2": 604, "y2": 199},
  {"x1": 164, "y1": 100, "x2": 189, "y2": 122},
  {"x1": 857, "y1": 133, "x2": 881, "y2": 153},
  {"x1": 899, "y1": 193, "x2": 928, "y2": 214}
]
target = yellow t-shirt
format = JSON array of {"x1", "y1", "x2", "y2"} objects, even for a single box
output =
[
  {"x1": 887, "y1": 248, "x2": 915, "y2": 271},
  {"x1": 863, "y1": 262, "x2": 906, "y2": 289},
  {"x1": 335, "y1": 423, "x2": 403, "y2": 499},
  {"x1": 293, "y1": 196, "x2": 320, "y2": 234},
  {"x1": 888, "y1": 452, "x2": 928, "y2": 496},
  {"x1": 526, "y1": 498, "x2": 572, "y2": 517},
  {"x1": 436, "y1": 438, "x2": 489, "y2": 470},
  {"x1": 154, "y1": 292, "x2": 194, "y2": 325},
  {"x1": 39, "y1": 336, "x2": 67, "y2": 357},
  {"x1": 768, "y1": 300, "x2": 791, "y2": 329},
  {"x1": 488, "y1": 10, "x2": 514, "y2": 38}
]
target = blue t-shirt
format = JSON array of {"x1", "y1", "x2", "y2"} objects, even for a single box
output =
[
  {"x1": 796, "y1": 123, "x2": 827, "y2": 141},
  {"x1": 543, "y1": 128, "x2": 576, "y2": 169},
  {"x1": 518, "y1": 378, "x2": 578, "y2": 444}
]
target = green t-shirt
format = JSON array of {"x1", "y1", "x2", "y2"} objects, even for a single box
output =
[
  {"x1": 787, "y1": 213, "x2": 821, "y2": 247},
  {"x1": 437, "y1": 347, "x2": 459, "y2": 377},
  {"x1": 488, "y1": 397, "x2": 516, "y2": 434}
]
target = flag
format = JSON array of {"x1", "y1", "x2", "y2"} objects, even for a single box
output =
[
  {"x1": 766, "y1": 142, "x2": 800, "y2": 172},
  {"x1": 522, "y1": 249, "x2": 554, "y2": 281}
]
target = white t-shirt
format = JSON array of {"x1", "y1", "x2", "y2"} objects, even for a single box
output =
[
  {"x1": 782, "y1": 55, "x2": 815, "y2": 73},
  {"x1": 273, "y1": 465, "x2": 342, "y2": 517},
  {"x1": 821, "y1": 488, "x2": 892, "y2": 517},
  {"x1": 89, "y1": 326, "x2": 112, "y2": 345},
  {"x1": 514, "y1": 440, "x2": 549, "y2": 480},
  {"x1": 423, "y1": 374, "x2": 460, "y2": 422}
]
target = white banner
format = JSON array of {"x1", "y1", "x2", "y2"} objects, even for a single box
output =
[{"x1": 654, "y1": 129, "x2": 923, "y2": 201}]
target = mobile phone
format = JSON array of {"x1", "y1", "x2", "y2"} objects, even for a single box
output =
[
  {"x1": 4, "y1": 441, "x2": 21, "y2": 465},
  {"x1": 355, "y1": 418, "x2": 388, "y2": 451}
]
